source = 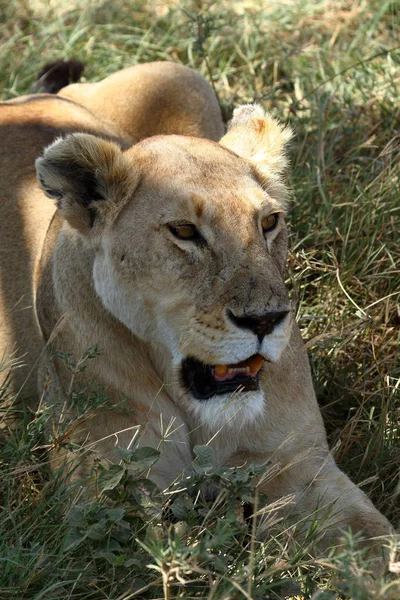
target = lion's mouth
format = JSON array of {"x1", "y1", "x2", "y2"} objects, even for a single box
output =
[{"x1": 181, "y1": 354, "x2": 265, "y2": 400}]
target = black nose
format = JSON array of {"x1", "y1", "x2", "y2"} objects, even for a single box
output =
[{"x1": 227, "y1": 309, "x2": 289, "y2": 341}]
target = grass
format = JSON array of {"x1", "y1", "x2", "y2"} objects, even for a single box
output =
[{"x1": 0, "y1": 0, "x2": 399, "y2": 598}]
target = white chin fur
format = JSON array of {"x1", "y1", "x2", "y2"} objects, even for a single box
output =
[{"x1": 189, "y1": 390, "x2": 265, "y2": 431}]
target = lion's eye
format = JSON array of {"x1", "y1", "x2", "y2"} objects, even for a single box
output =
[
  {"x1": 261, "y1": 213, "x2": 279, "y2": 234},
  {"x1": 169, "y1": 223, "x2": 201, "y2": 241}
]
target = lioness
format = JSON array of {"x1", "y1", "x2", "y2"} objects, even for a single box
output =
[{"x1": 0, "y1": 63, "x2": 392, "y2": 558}]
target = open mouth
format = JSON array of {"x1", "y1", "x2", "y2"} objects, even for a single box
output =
[{"x1": 181, "y1": 354, "x2": 265, "y2": 401}]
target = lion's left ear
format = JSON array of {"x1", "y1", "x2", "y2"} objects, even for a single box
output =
[{"x1": 219, "y1": 104, "x2": 293, "y2": 181}]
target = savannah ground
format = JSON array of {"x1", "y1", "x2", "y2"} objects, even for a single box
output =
[{"x1": 0, "y1": 0, "x2": 399, "y2": 598}]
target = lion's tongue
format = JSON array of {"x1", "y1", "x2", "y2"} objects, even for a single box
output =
[{"x1": 213, "y1": 354, "x2": 265, "y2": 382}]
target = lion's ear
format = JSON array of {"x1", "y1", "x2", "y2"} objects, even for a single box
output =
[
  {"x1": 219, "y1": 104, "x2": 293, "y2": 181},
  {"x1": 36, "y1": 133, "x2": 137, "y2": 233}
]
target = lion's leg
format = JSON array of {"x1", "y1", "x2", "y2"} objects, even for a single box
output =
[{"x1": 256, "y1": 454, "x2": 393, "y2": 564}]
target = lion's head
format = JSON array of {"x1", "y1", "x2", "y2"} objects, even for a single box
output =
[{"x1": 36, "y1": 105, "x2": 293, "y2": 428}]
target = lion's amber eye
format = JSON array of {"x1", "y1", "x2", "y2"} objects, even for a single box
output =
[
  {"x1": 261, "y1": 213, "x2": 279, "y2": 234},
  {"x1": 169, "y1": 223, "x2": 199, "y2": 240}
]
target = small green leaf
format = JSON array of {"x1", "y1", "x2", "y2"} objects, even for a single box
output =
[
  {"x1": 64, "y1": 528, "x2": 85, "y2": 551},
  {"x1": 124, "y1": 557, "x2": 142, "y2": 568},
  {"x1": 131, "y1": 447, "x2": 161, "y2": 461},
  {"x1": 312, "y1": 592, "x2": 338, "y2": 600},
  {"x1": 193, "y1": 445, "x2": 214, "y2": 472},
  {"x1": 107, "y1": 538, "x2": 122, "y2": 552},
  {"x1": 128, "y1": 478, "x2": 160, "y2": 505},
  {"x1": 106, "y1": 507, "x2": 125, "y2": 523},
  {"x1": 66, "y1": 507, "x2": 86, "y2": 528},
  {"x1": 117, "y1": 446, "x2": 160, "y2": 463},
  {"x1": 97, "y1": 464, "x2": 125, "y2": 493},
  {"x1": 116, "y1": 447, "x2": 160, "y2": 473},
  {"x1": 171, "y1": 495, "x2": 195, "y2": 521},
  {"x1": 250, "y1": 461, "x2": 269, "y2": 477},
  {"x1": 113, "y1": 554, "x2": 126, "y2": 567},
  {"x1": 117, "y1": 447, "x2": 137, "y2": 461},
  {"x1": 112, "y1": 526, "x2": 131, "y2": 544},
  {"x1": 86, "y1": 522, "x2": 107, "y2": 540},
  {"x1": 94, "y1": 550, "x2": 117, "y2": 564}
]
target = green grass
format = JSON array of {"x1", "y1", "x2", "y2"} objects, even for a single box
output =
[{"x1": 0, "y1": 0, "x2": 399, "y2": 598}]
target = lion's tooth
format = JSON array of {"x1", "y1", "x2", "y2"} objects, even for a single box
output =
[
  {"x1": 214, "y1": 356, "x2": 264, "y2": 380},
  {"x1": 215, "y1": 364, "x2": 228, "y2": 378},
  {"x1": 247, "y1": 354, "x2": 265, "y2": 375}
]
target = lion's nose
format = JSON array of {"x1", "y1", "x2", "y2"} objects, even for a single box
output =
[{"x1": 227, "y1": 309, "x2": 290, "y2": 341}]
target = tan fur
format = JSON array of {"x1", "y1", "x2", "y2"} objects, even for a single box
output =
[
  {"x1": 0, "y1": 66, "x2": 393, "y2": 564},
  {"x1": 58, "y1": 61, "x2": 225, "y2": 143},
  {"x1": 0, "y1": 94, "x2": 125, "y2": 400}
]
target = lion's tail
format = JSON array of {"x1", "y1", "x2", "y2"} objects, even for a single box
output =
[{"x1": 32, "y1": 59, "x2": 85, "y2": 94}]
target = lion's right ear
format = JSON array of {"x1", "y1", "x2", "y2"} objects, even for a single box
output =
[{"x1": 36, "y1": 133, "x2": 137, "y2": 233}]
